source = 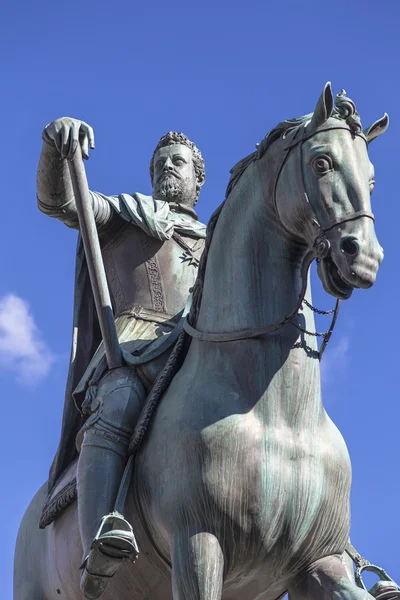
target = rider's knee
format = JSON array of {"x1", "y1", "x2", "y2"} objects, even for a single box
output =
[
  {"x1": 76, "y1": 366, "x2": 146, "y2": 451},
  {"x1": 93, "y1": 366, "x2": 145, "y2": 424},
  {"x1": 79, "y1": 428, "x2": 130, "y2": 459}
]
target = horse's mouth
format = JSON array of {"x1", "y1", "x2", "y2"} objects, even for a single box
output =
[{"x1": 317, "y1": 257, "x2": 354, "y2": 300}]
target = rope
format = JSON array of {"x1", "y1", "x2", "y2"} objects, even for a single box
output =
[
  {"x1": 187, "y1": 201, "x2": 225, "y2": 327},
  {"x1": 128, "y1": 330, "x2": 187, "y2": 456}
]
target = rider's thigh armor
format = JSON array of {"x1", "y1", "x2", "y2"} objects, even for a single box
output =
[{"x1": 76, "y1": 366, "x2": 146, "y2": 455}]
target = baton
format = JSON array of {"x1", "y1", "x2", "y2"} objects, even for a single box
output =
[{"x1": 68, "y1": 145, "x2": 123, "y2": 370}]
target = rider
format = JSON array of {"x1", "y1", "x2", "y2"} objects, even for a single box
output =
[{"x1": 36, "y1": 118, "x2": 207, "y2": 599}]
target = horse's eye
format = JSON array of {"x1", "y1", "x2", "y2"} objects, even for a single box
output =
[
  {"x1": 369, "y1": 179, "x2": 375, "y2": 195},
  {"x1": 312, "y1": 156, "x2": 332, "y2": 175}
]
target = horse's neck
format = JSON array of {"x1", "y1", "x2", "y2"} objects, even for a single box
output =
[
  {"x1": 195, "y1": 156, "x2": 323, "y2": 422},
  {"x1": 197, "y1": 158, "x2": 310, "y2": 333}
]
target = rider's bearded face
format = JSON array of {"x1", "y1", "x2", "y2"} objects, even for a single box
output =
[{"x1": 152, "y1": 144, "x2": 197, "y2": 206}]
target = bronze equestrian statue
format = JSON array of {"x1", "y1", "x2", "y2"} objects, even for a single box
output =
[{"x1": 14, "y1": 83, "x2": 396, "y2": 600}]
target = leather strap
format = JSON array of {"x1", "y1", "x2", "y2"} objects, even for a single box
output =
[
  {"x1": 282, "y1": 124, "x2": 367, "y2": 151},
  {"x1": 183, "y1": 250, "x2": 315, "y2": 342},
  {"x1": 322, "y1": 210, "x2": 374, "y2": 233}
]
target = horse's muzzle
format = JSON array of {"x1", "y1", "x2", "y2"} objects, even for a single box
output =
[{"x1": 328, "y1": 218, "x2": 384, "y2": 291}]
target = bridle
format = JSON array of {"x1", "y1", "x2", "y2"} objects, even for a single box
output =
[
  {"x1": 279, "y1": 123, "x2": 374, "y2": 250},
  {"x1": 183, "y1": 124, "x2": 374, "y2": 357}
]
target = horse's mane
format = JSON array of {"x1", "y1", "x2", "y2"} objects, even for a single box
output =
[{"x1": 187, "y1": 90, "x2": 362, "y2": 327}]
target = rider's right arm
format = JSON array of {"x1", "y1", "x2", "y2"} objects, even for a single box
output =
[
  {"x1": 36, "y1": 119, "x2": 113, "y2": 231},
  {"x1": 37, "y1": 139, "x2": 113, "y2": 231}
]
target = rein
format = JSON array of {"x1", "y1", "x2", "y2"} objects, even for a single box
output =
[
  {"x1": 183, "y1": 125, "x2": 372, "y2": 357},
  {"x1": 184, "y1": 248, "x2": 315, "y2": 343}
]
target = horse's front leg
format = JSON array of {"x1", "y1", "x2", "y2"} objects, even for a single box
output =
[
  {"x1": 289, "y1": 554, "x2": 373, "y2": 600},
  {"x1": 171, "y1": 530, "x2": 224, "y2": 600}
]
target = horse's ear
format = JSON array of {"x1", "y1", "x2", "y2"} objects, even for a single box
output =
[
  {"x1": 310, "y1": 82, "x2": 334, "y2": 130},
  {"x1": 364, "y1": 113, "x2": 389, "y2": 144}
]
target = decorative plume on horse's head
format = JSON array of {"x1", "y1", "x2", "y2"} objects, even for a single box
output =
[
  {"x1": 332, "y1": 86, "x2": 389, "y2": 143},
  {"x1": 306, "y1": 82, "x2": 361, "y2": 133},
  {"x1": 257, "y1": 83, "x2": 363, "y2": 159},
  {"x1": 332, "y1": 89, "x2": 362, "y2": 134}
]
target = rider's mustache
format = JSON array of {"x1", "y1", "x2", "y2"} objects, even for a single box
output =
[{"x1": 157, "y1": 169, "x2": 182, "y2": 183}]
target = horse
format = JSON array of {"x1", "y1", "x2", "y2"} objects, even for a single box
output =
[{"x1": 14, "y1": 82, "x2": 389, "y2": 600}]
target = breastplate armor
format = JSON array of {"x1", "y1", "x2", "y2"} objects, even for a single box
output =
[{"x1": 101, "y1": 222, "x2": 204, "y2": 322}]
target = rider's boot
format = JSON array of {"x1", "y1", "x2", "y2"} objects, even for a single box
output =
[{"x1": 76, "y1": 367, "x2": 144, "y2": 599}]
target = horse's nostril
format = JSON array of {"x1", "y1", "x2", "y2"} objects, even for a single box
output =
[{"x1": 340, "y1": 237, "x2": 359, "y2": 257}]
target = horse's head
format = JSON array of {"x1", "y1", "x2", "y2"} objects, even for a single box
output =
[{"x1": 274, "y1": 82, "x2": 388, "y2": 299}]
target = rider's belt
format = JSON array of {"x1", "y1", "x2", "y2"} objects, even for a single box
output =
[{"x1": 115, "y1": 305, "x2": 182, "y2": 327}]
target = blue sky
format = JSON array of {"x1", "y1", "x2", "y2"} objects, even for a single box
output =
[{"x1": 1, "y1": 0, "x2": 399, "y2": 597}]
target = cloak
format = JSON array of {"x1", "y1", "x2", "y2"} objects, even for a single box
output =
[{"x1": 48, "y1": 193, "x2": 206, "y2": 493}]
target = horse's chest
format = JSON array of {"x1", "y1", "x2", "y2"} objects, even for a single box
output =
[{"x1": 199, "y1": 411, "x2": 351, "y2": 555}]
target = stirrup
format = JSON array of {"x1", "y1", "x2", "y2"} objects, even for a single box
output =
[
  {"x1": 80, "y1": 512, "x2": 139, "y2": 599},
  {"x1": 92, "y1": 511, "x2": 139, "y2": 559}
]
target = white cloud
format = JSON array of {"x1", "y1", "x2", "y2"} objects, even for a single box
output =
[
  {"x1": 0, "y1": 294, "x2": 55, "y2": 385},
  {"x1": 320, "y1": 335, "x2": 350, "y2": 386}
]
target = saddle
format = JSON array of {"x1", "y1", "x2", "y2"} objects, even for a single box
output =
[{"x1": 39, "y1": 461, "x2": 78, "y2": 528}]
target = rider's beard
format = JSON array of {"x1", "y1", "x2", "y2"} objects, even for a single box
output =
[
  {"x1": 154, "y1": 174, "x2": 195, "y2": 206},
  {"x1": 158, "y1": 176, "x2": 182, "y2": 198}
]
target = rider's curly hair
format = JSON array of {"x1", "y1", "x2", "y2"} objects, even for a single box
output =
[{"x1": 149, "y1": 132, "x2": 205, "y2": 204}]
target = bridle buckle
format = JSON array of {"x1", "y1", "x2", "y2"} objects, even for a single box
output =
[{"x1": 314, "y1": 236, "x2": 331, "y2": 259}]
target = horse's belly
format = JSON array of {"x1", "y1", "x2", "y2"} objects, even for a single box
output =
[{"x1": 199, "y1": 411, "x2": 352, "y2": 570}]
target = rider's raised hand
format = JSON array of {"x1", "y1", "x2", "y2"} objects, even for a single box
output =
[{"x1": 43, "y1": 117, "x2": 95, "y2": 161}]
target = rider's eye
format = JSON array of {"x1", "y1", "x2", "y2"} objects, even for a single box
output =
[
  {"x1": 369, "y1": 179, "x2": 375, "y2": 195},
  {"x1": 312, "y1": 156, "x2": 333, "y2": 175}
]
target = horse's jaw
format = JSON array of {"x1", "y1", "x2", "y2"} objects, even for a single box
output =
[{"x1": 317, "y1": 257, "x2": 354, "y2": 300}]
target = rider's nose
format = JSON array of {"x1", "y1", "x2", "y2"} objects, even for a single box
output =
[
  {"x1": 340, "y1": 236, "x2": 360, "y2": 258},
  {"x1": 163, "y1": 159, "x2": 173, "y2": 171}
]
